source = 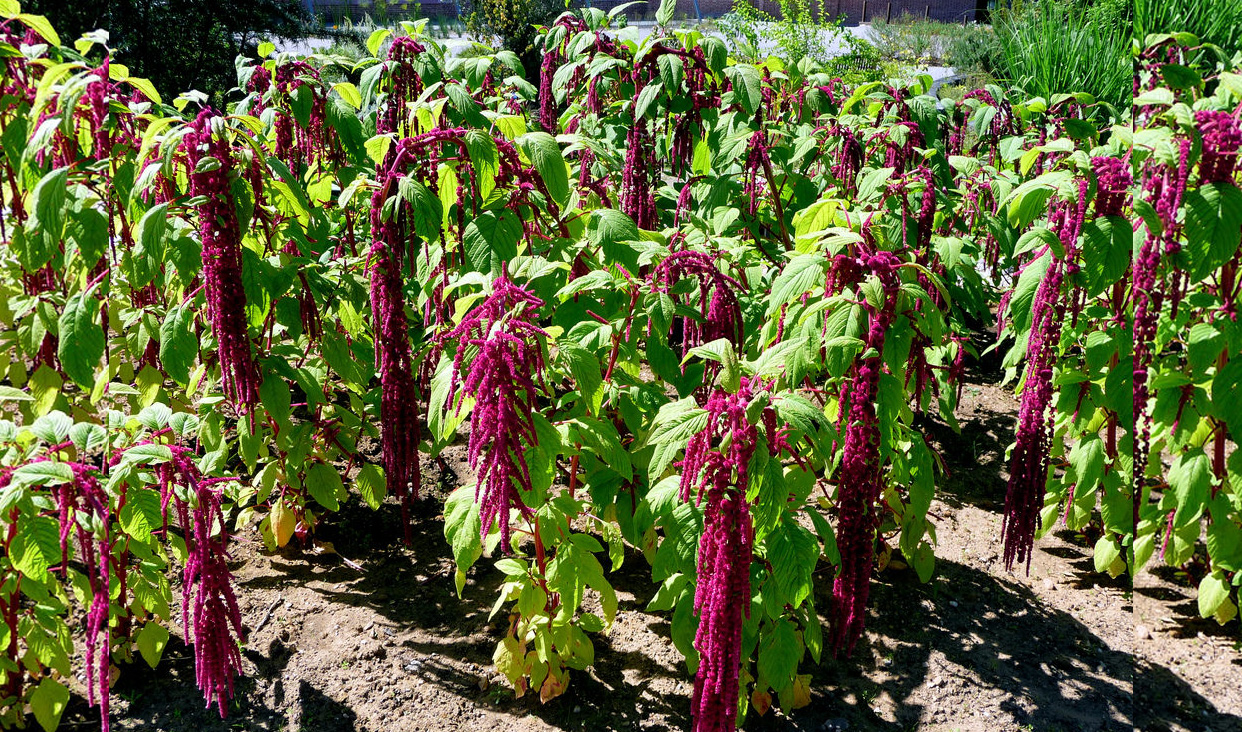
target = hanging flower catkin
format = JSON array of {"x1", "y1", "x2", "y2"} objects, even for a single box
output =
[
  {"x1": 679, "y1": 378, "x2": 763, "y2": 732},
  {"x1": 182, "y1": 110, "x2": 260, "y2": 411},
  {"x1": 446, "y1": 276, "x2": 547, "y2": 548},
  {"x1": 158, "y1": 446, "x2": 246, "y2": 717},
  {"x1": 831, "y1": 247, "x2": 902, "y2": 656},
  {"x1": 1001, "y1": 182, "x2": 1087, "y2": 572},
  {"x1": 368, "y1": 171, "x2": 422, "y2": 544}
]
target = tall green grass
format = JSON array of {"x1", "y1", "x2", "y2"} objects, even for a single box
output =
[
  {"x1": 1135, "y1": 0, "x2": 1242, "y2": 55},
  {"x1": 991, "y1": 0, "x2": 1130, "y2": 113}
]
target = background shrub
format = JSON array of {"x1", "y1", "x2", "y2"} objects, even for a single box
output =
[{"x1": 25, "y1": 0, "x2": 309, "y2": 103}]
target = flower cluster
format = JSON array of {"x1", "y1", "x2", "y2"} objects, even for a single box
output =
[
  {"x1": 678, "y1": 378, "x2": 763, "y2": 732},
  {"x1": 182, "y1": 111, "x2": 260, "y2": 411},
  {"x1": 158, "y1": 446, "x2": 246, "y2": 718},
  {"x1": 368, "y1": 168, "x2": 422, "y2": 543},
  {"x1": 651, "y1": 250, "x2": 744, "y2": 359},
  {"x1": 378, "y1": 37, "x2": 427, "y2": 135},
  {"x1": 1195, "y1": 111, "x2": 1242, "y2": 184},
  {"x1": 447, "y1": 276, "x2": 547, "y2": 548},
  {"x1": 621, "y1": 118, "x2": 658, "y2": 230},
  {"x1": 742, "y1": 131, "x2": 770, "y2": 215},
  {"x1": 1001, "y1": 184, "x2": 1086, "y2": 571},
  {"x1": 1090, "y1": 157, "x2": 1133, "y2": 217},
  {"x1": 831, "y1": 247, "x2": 902, "y2": 656}
]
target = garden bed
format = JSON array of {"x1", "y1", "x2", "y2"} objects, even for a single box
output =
[{"x1": 50, "y1": 377, "x2": 1240, "y2": 732}]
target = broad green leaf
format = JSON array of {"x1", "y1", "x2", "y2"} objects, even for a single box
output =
[
  {"x1": 1181, "y1": 183, "x2": 1242, "y2": 280},
  {"x1": 57, "y1": 292, "x2": 105, "y2": 390},
  {"x1": 463, "y1": 209, "x2": 522, "y2": 276},
  {"x1": 30, "y1": 678, "x2": 70, "y2": 732},
  {"x1": 356, "y1": 463, "x2": 387, "y2": 510},
  {"x1": 11, "y1": 514, "x2": 60, "y2": 579},
  {"x1": 520, "y1": 132, "x2": 569, "y2": 208},
  {"x1": 305, "y1": 462, "x2": 343, "y2": 511},
  {"x1": 159, "y1": 304, "x2": 198, "y2": 385}
]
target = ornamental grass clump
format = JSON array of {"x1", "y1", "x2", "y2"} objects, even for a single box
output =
[
  {"x1": 182, "y1": 110, "x2": 260, "y2": 411},
  {"x1": 447, "y1": 276, "x2": 547, "y2": 548}
]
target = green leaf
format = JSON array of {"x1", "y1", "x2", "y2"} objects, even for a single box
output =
[
  {"x1": 1161, "y1": 63, "x2": 1201, "y2": 90},
  {"x1": 559, "y1": 341, "x2": 603, "y2": 415},
  {"x1": 757, "y1": 620, "x2": 801, "y2": 689},
  {"x1": 1092, "y1": 535, "x2": 1121, "y2": 575},
  {"x1": 1181, "y1": 183, "x2": 1242, "y2": 280},
  {"x1": 1198, "y1": 571, "x2": 1231, "y2": 618},
  {"x1": 656, "y1": 0, "x2": 676, "y2": 26},
  {"x1": 644, "y1": 399, "x2": 709, "y2": 482},
  {"x1": 396, "y1": 176, "x2": 444, "y2": 243},
  {"x1": 1213, "y1": 356, "x2": 1242, "y2": 441},
  {"x1": 1170, "y1": 450, "x2": 1211, "y2": 527},
  {"x1": 11, "y1": 514, "x2": 60, "y2": 579},
  {"x1": 57, "y1": 292, "x2": 105, "y2": 390},
  {"x1": 30, "y1": 677, "x2": 70, "y2": 732},
  {"x1": 120, "y1": 487, "x2": 162, "y2": 543},
  {"x1": 464, "y1": 129, "x2": 499, "y2": 200},
  {"x1": 444, "y1": 485, "x2": 483, "y2": 595},
  {"x1": 333, "y1": 81, "x2": 362, "y2": 109},
  {"x1": 356, "y1": 463, "x2": 387, "y2": 510},
  {"x1": 767, "y1": 519, "x2": 818, "y2": 608},
  {"x1": 136, "y1": 620, "x2": 170, "y2": 668},
  {"x1": 367, "y1": 28, "x2": 392, "y2": 56},
  {"x1": 725, "y1": 65, "x2": 762, "y2": 115},
  {"x1": 0, "y1": 385, "x2": 33, "y2": 402},
  {"x1": 31, "y1": 166, "x2": 69, "y2": 241},
  {"x1": 767, "y1": 254, "x2": 826, "y2": 315},
  {"x1": 12, "y1": 461, "x2": 73, "y2": 487},
  {"x1": 1079, "y1": 216, "x2": 1131, "y2": 297},
  {"x1": 159, "y1": 304, "x2": 198, "y2": 385},
  {"x1": 305, "y1": 462, "x2": 343, "y2": 511},
  {"x1": 463, "y1": 209, "x2": 522, "y2": 276},
  {"x1": 520, "y1": 131, "x2": 569, "y2": 208}
]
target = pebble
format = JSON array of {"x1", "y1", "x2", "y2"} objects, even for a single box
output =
[
  {"x1": 1042, "y1": 579, "x2": 1055, "y2": 591},
  {"x1": 1134, "y1": 625, "x2": 1151, "y2": 641},
  {"x1": 928, "y1": 676, "x2": 943, "y2": 688},
  {"x1": 820, "y1": 718, "x2": 849, "y2": 731},
  {"x1": 949, "y1": 600, "x2": 958, "y2": 608}
]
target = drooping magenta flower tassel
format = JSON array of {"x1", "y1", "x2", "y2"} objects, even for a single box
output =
[
  {"x1": 368, "y1": 185, "x2": 422, "y2": 544},
  {"x1": 446, "y1": 276, "x2": 547, "y2": 548},
  {"x1": 831, "y1": 249, "x2": 901, "y2": 656},
  {"x1": 182, "y1": 110, "x2": 260, "y2": 411}
]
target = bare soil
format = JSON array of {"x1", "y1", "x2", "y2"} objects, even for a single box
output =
[{"x1": 49, "y1": 374, "x2": 1242, "y2": 732}]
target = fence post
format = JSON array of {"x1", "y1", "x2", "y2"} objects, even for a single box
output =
[
  {"x1": 861, "y1": 0, "x2": 867, "y2": 23},
  {"x1": 885, "y1": 1, "x2": 890, "y2": 22}
]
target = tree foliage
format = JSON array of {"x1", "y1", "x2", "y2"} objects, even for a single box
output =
[{"x1": 25, "y1": 0, "x2": 308, "y2": 102}]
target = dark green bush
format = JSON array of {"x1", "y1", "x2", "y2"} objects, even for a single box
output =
[{"x1": 25, "y1": 0, "x2": 309, "y2": 104}]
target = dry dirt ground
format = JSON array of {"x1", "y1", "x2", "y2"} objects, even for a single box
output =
[{"x1": 51, "y1": 376, "x2": 1241, "y2": 732}]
